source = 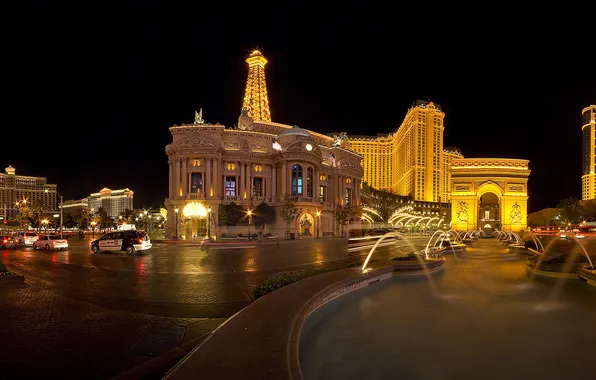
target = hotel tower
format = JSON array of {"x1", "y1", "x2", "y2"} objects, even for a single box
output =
[
  {"x1": 582, "y1": 105, "x2": 596, "y2": 200},
  {"x1": 349, "y1": 100, "x2": 460, "y2": 203}
]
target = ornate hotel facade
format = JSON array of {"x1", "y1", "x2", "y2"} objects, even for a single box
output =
[
  {"x1": 581, "y1": 105, "x2": 596, "y2": 200},
  {"x1": 346, "y1": 102, "x2": 530, "y2": 232},
  {"x1": 164, "y1": 51, "x2": 363, "y2": 239},
  {"x1": 165, "y1": 49, "x2": 530, "y2": 235}
]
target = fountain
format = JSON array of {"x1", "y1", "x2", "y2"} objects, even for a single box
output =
[
  {"x1": 299, "y1": 234, "x2": 596, "y2": 380},
  {"x1": 423, "y1": 229, "x2": 449, "y2": 256},
  {"x1": 361, "y1": 231, "x2": 441, "y2": 293},
  {"x1": 527, "y1": 233, "x2": 594, "y2": 285}
]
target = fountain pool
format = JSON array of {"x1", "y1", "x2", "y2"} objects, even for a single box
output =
[{"x1": 300, "y1": 240, "x2": 596, "y2": 380}]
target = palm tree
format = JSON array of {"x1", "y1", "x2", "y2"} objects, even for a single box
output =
[
  {"x1": 31, "y1": 199, "x2": 48, "y2": 233},
  {"x1": 77, "y1": 209, "x2": 91, "y2": 231},
  {"x1": 16, "y1": 206, "x2": 33, "y2": 231}
]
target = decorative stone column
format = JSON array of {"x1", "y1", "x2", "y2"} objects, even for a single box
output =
[
  {"x1": 174, "y1": 158, "x2": 181, "y2": 199},
  {"x1": 168, "y1": 160, "x2": 173, "y2": 199},
  {"x1": 206, "y1": 157, "x2": 211, "y2": 198},
  {"x1": 314, "y1": 167, "x2": 320, "y2": 202},
  {"x1": 247, "y1": 163, "x2": 252, "y2": 200},
  {"x1": 281, "y1": 162, "x2": 287, "y2": 196},
  {"x1": 271, "y1": 164, "x2": 277, "y2": 199},
  {"x1": 240, "y1": 163, "x2": 246, "y2": 200},
  {"x1": 181, "y1": 158, "x2": 187, "y2": 198}
]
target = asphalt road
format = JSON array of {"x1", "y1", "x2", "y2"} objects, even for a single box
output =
[{"x1": 2, "y1": 235, "x2": 431, "y2": 318}]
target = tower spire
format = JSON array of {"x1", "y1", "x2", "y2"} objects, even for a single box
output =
[{"x1": 241, "y1": 49, "x2": 271, "y2": 121}]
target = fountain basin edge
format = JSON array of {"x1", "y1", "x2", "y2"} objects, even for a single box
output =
[
  {"x1": 163, "y1": 259, "x2": 444, "y2": 380},
  {"x1": 578, "y1": 266, "x2": 596, "y2": 286}
]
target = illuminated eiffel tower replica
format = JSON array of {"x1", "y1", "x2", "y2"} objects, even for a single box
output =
[{"x1": 241, "y1": 49, "x2": 271, "y2": 121}]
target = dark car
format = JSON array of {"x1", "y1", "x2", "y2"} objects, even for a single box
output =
[
  {"x1": 1, "y1": 235, "x2": 17, "y2": 249},
  {"x1": 90, "y1": 230, "x2": 152, "y2": 255}
]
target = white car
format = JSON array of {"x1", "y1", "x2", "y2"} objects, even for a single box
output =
[
  {"x1": 33, "y1": 235, "x2": 69, "y2": 250},
  {"x1": 18, "y1": 232, "x2": 39, "y2": 246}
]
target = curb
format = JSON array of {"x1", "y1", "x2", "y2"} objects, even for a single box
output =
[{"x1": 110, "y1": 333, "x2": 210, "y2": 380}]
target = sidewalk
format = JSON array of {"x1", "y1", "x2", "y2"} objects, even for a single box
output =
[{"x1": 0, "y1": 281, "x2": 225, "y2": 379}]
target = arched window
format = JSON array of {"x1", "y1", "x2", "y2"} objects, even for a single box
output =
[
  {"x1": 306, "y1": 167, "x2": 313, "y2": 197},
  {"x1": 292, "y1": 164, "x2": 303, "y2": 196}
]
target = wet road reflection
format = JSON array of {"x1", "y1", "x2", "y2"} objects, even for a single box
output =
[{"x1": 0, "y1": 236, "x2": 430, "y2": 318}]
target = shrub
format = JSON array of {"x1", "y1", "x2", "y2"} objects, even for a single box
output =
[{"x1": 252, "y1": 259, "x2": 377, "y2": 299}]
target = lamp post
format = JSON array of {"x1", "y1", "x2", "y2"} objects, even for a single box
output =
[
  {"x1": 174, "y1": 208, "x2": 179, "y2": 239},
  {"x1": 45, "y1": 189, "x2": 63, "y2": 238},
  {"x1": 91, "y1": 220, "x2": 97, "y2": 238},
  {"x1": 207, "y1": 207, "x2": 212, "y2": 240},
  {"x1": 247, "y1": 210, "x2": 252, "y2": 240},
  {"x1": 316, "y1": 211, "x2": 321, "y2": 238},
  {"x1": 41, "y1": 218, "x2": 49, "y2": 235}
]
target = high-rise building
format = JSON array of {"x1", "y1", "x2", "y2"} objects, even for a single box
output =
[
  {"x1": 349, "y1": 134, "x2": 393, "y2": 191},
  {"x1": 0, "y1": 165, "x2": 57, "y2": 219},
  {"x1": 348, "y1": 100, "x2": 445, "y2": 202},
  {"x1": 242, "y1": 50, "x2": 271, "y2": 121},
  {"x1": 87, "y1": 188, "x2": 134, "y2": 218},
  {"x1": 442, "y1": 146, "x2": 464, "y2": 203},
  {"x1": 581, "y1": 105, "x2": 596, "y2": 200}
]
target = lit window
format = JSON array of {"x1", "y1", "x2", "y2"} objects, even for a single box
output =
[
  {"x1": 192, "y1": 159, "x2": 200, "y2": 167},
  {"x1": 225, "y1": 176, "x2": 236, "y2": 196},
  {"x1": 346, "y1": 178, "x2": 351, "y2": 184},
  {"x1": 320, "y1": 174, "x2": 326, "y2": 181},
  {"x1": 292, "y1": 164, "x2": 303, "y2": 196},
  {"x1": 254, "y1": 165, "x2": 263, "y2": 172},
  {"x1": 227, "y1": 163, "x2": 236, "y2": 170}
]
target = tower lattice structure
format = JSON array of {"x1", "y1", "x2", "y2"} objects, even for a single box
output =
[{"x1": 242, "y1": 50, "x2": 271, "y2": 121}]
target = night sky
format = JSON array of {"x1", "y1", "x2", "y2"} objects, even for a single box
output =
[{"x1": 3, "y1": 3, "x2": 594, "y2": 212}]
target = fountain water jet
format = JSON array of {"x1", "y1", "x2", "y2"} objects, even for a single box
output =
[
  {"x1": 542, "y1": 236, "x2": 594, "y2": 308},
  {"x1": 361, "y1": 231, "x2": 438, "y2": 293}
]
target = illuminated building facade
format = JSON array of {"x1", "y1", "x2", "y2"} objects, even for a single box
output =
[
  {"x1": 450, "y1": 158, "x2": 530, "y2": 232},
  {"x1": 442, "y1": 147, "x2": 464, "y2": 203},
  {"x1": 0, "y1": 165, "x2": 57, "y2": 219},
  {"x1": 87, "y1": 188, "x2": 134, "y2": 218},
  {"x1": 60, "y1": 199, "x2": 89, "y2": 218},
  {"x1": 164, "y1": 51, "x2": 363, "y2": 239},
  {"x1": 348, "y1": 100, "x2": 445, "y2": 202},
  {"x1": 581, "y1": 105, "x2": 596, "y2": 200}
]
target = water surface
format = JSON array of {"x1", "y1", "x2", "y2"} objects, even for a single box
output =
[{"x1": 300, "y1": 240, "x2": 596, "y2": 380}]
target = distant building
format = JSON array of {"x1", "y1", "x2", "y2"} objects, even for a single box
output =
[
  {"x1": 581, "y1": 105, "x2": 596, "y2": 200},
  {"x1": 0, "y1": 165, "x2": 57, "y2": 219},
  {"x1": 88, "y1": 188, "x2": 134, "y2": 218},
  {"x1": 527, "y1": 208, "x2": 559, "y2": 227},
  {"x1": 60, "y1": 198, "x2": 89, "y2": 218}
]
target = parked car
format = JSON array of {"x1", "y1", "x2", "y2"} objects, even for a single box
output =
[
  {"x1": 1, "y1": 235, "x2": 18, "y2": 249},
  {"x1": 90, "y1": 230, "x2": 152, "y2": 255},
  {"x1": 33, "y1": 235, "x2": 69, "y2": 250},
  {"x1": 17, "y1": 232, "x2": 39, "y2": 246}
]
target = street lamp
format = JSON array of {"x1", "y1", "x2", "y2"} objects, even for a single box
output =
[
  {"x1": 174, "y1": 208, "x2": 179, "y2": 239},
  {"x1": 45, "y1": 189, "x2": 63, "y2": 238},
  {"x1": 207, "y1": 207, "x2": 212, "y2": 240},
  {"x1": 41, "y1": 218, "x2": 49, "y2": 234},
  {"x1": 316, "y1": 211, "x2": 321, "y2": 238},
  {"x1": 91, "y1": 220, "x2": 97, "y2": 238},
  {"x1": 247, "y1": 210, "x2": 252, "y2": 240}
]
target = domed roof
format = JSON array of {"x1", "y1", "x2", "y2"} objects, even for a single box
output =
[{"x1": 278, "y1": 125, "x2": 311, "y2": 138}]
